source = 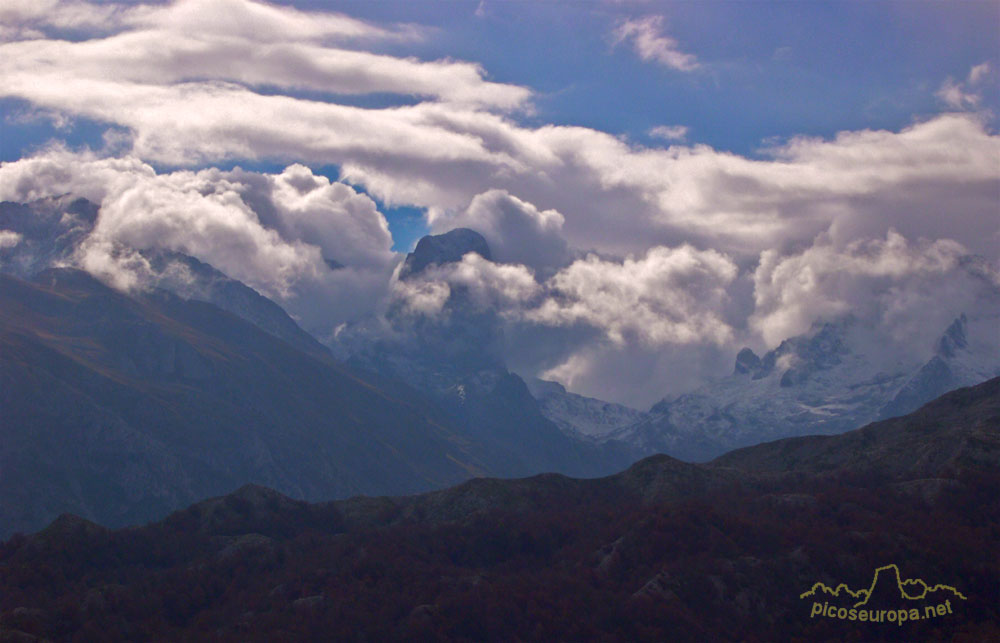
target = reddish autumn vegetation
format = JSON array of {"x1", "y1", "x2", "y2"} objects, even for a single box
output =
[{"x1": 1, "y1": 380, "x2": 998, "y2": 641}]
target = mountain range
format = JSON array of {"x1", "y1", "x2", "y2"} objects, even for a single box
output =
[
  {"x1": 2, "y1": 196, "x2": 997, "y2": 539},
  {"x1": 0, "y1": 377, "x2": 996, "y2": 640},
  {"x1": 0, "y1": 208, "x2": 626, "y2": 537},
  {"x1": 533, "y1": 312, "x2": 999, "y2": 462},
  {"x1": 0, "y1": 267, "x2": 500, "y2": 537},
  {"x1": 340, "y1": 227, "x2": 635, "y2": 481},
  {"x1": 336, "y1": 225, "x2": 999, "y2": 466}
]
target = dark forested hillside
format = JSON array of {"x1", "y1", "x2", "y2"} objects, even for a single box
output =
[{"x1": 1, "y1": 379, "x2": 997, "y2": 641}]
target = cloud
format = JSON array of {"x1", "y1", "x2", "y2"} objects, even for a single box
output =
[
  {"x1": 0, "y1": 0, "x2": 413, "y2": 42},
  {"x1": 968, "y1": 62, "x2": 991, "y2": 84},
  {"x1": 393, "y1": 251, "x2": 541, "y2": 316},
  {"x1": 430, "y1": 190, "x2": 570, "y2": 273},
  {"x1": 235, "y1": 164, "x2": 394, "y2": 271},
  {"x1": 391, "y1": 239, "x2": 740, "y2": 352},
  {"x1": 2, "y1": 3, "x2": 995, "y2": 263},
  {"x1": 937, "y1": 61, "x2": 993, "y2": 110},
  {"x1": 521, "y1": 228, "x2": 999, "y2": 406},
  {"x1": 937, "y1": 78, "x2": 980, "y2": 110},
  {"x1": 0, "y1": 230, "x2": 23, "y2": 249},
  {"x1": 0, "y1": 0, "x2": 133, "y2": 40},
  {"x1": 1, "y1": 1, "x2": 998, "y2": 404},
  {"x1": 528, "y1": 245, "x2": 738, "y2": 346},
  {"x1": 126, "y1": 0, "x2": 419, "y2": 43},
  {"x1": 393, "y1": 278, "x2": 452, "y2": 316},
  {"x1": 750, "y1": 230, "x2": 1000, "y2": 351},
  {"x1": 648, "y1": 125, "x2": 689, "y2": 141},
  {"x1": 0, "y1": 147, "x2": 397, "y2": 333},
  {"x1": 344, "y1": 113, "x2": 999, "y2": 268},
  {"x1": 381, "y1": 240, "x2": 743, "y2": 407},
  {"x1": 536, "y1": 340, "x2": 733, "y2": 410},
  {"x1": 0, "y1": 0, "x2": 530, "y2": 112},
  {"x1": 610, "y1": 15, "x2": 698, "y2": 71}
]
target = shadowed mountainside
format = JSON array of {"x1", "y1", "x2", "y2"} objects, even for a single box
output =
[
  {"x1": 713, "y1": 376, "x2": 1000, "y2": 477},
  {"x1": 0, "y1": 378, "x2": 996, "y2": 641},
  {"x1": 1, "y1": 259, "x2": 630, "y2": 538},
  {"x1": 0, "y1": 269, "x2": 496, "y2": 537}
]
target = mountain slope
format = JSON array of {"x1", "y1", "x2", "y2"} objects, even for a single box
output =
[
  {"x1": 1, "y1": 198, "x2": 332, "y2": 360},
  {"x1": 614, "y1": 316, "x2": 999, "y2": 462},
  {"x1": 526, "y1": 377, "x2": 649, "y2": 443},
  {"x1": 343, "y1": 228, "x2": 634, "y2": 479},
  {"x1": 1, "y1": 379, "x2": 996, "y2": 641},
  {"x1": 712, "y1": 376, "x2": 1000, "y2": 477},
  {"x1": 0, "y1": 269, "x2": 495, "y2": 537}
]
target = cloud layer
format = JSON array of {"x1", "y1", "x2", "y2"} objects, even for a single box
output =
[
  {"x1": 1, "y1": 1, "x2": 998, "y2": 406},
  {"x1": 0, "y1": 147, "x2": 397, "y2": 333},
  {"x1": 751, "y1": 231, "x2": 998, "y2": 350}
]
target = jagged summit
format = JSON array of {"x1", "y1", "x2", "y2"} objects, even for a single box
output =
[
  {"x1": 878, "y1": 313, "x2": 997, "y2": 420},
  {"x1": 399, "y1": 228, "x2": 491, "y2": 280},
  {"x1": 733, "y1": 347, "x2": 761, "y2": 375},
  {"x1": 936, "y1": 313, "x2": 968, "y2": 359},
  {"x1": 376, "y1": 227, "x2": 507, "y2": 375},
  {"x1": 750, "y1": 320, "x2": 850, "y2": 385},
  {"x1": 586, "y1": 314, "x2": 999, "y2": 463}
]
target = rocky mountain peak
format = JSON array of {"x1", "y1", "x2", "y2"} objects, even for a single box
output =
[
  {"x1": 733, "y1": 348, "x2": 761, "y2": 375},
  {"x1": 399, "y1": 228, "x2": 492, "y2": 280},
  {"x1": 379, "y1": 228, "x2": 505, "y2": 376},
  {"x1": 936, "y1": 314, "x2": 968, "y2": 359}
]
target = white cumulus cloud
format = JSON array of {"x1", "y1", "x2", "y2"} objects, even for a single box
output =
[
  {"x1": 1, "y1": 0, "x2": 998, "y2": 404},
  {"x1": 529, "y1": 245, "x2": 738, "y2": 346},
  {"x1": 0, "y1": 147, "x2": 397, "y2": 333},
  {"x1": 937, "y1": 62, "x2": 993, "y2": 110},
  {"x1": 751, "y1": 230, "x2": 999, "y2": 351},
  {"x1": 0, "y1": 230, "x2": 23, "y2": 249},
  {"x1": 393, "y1": 251, "x2": 541, "y2": 316},
  {"x1": 431, "y1": 190, "x2": 570, "y2": 273}
]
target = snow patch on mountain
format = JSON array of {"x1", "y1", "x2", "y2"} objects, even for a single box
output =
[
  {"x1": 532, "y1": 313, "x2": 999, "y2": 462},
  {"x1": 526, "y1": 378, "x2": 648, "y2": 441},
  {"x1": 619, "y1": 314, "x2": 1000, "y2": 461}
]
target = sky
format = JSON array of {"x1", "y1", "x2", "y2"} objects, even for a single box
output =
[{"x1": 1, "y1": 0, "x2": 998, "y2": 407}]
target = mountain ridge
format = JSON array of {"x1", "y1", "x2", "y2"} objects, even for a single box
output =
[
  {"x1": 562, "y1": 314, "x2": 1000, "y2": 463},
  {"x1": 0, "y1": 268, "x2": 497, "y2": 537},
  {"x1": 1, "y1": 377, "x2": 996, "y2": 641}
]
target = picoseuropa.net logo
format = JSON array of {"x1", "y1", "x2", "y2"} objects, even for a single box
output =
[{"x1": 800, "y1": 564, "x2": 966, "y2": 626}]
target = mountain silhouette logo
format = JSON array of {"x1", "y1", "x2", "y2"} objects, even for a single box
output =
[
  {"x1": 801, "y1": 564, "x2": 967, "y2": 625},
  {"x1": 801, "y1": 563, "x2": 967, "y2": 607}
]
